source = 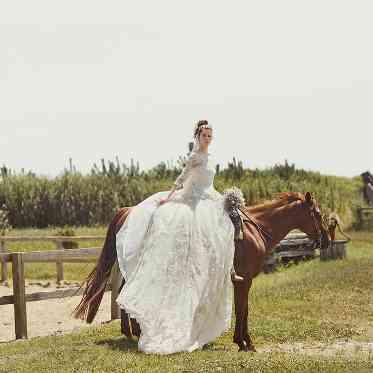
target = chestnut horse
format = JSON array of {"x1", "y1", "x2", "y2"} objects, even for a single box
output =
[{"x1": 73, "y1": 191, "x2": 329, "y2": 352}]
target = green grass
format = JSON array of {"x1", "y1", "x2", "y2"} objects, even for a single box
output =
[
  {"x1": 1, "y1": 231, "x2": 373, "y2": 372},
  {"x1": 250, "y1": 231, "x2": 373, "y2": 345},
  {"x1": 1, "y1": 324, "x2": 373, "y2": 373}
]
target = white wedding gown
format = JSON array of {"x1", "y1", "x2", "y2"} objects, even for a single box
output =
[{"x1": 115, "y1": 150, "x2": 235, "y2": 354}]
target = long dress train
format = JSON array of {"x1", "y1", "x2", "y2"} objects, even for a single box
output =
[{"x1": 115, "y1": 150, "x2": 235, "y2": 354}]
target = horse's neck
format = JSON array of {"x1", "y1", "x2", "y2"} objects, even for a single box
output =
[{"x1": 252, "y1": 201, "x2": 302, "y2": 250}]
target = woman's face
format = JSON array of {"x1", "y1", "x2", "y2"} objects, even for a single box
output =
[{"x1": 199, "y1": 128, "x2": 213, "y2": 147}]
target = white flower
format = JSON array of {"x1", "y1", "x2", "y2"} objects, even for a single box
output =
[{"x1": 223, "y1": 186, "x2": 245, "y2": 214}]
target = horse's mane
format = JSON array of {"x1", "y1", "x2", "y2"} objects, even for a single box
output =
[{"x1": 246, "y1": 192, "x2": 305, "y2": 214}]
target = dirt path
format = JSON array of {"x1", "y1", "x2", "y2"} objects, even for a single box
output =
[
  {"x1": 0, "y1": 281, "x2": 112, "y2": 343},
  {"x1": 259, "y1": 341, "x2": 373, "y2": 357}
]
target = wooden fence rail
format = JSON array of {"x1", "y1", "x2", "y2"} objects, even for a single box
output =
[
  {"x1": 0, "y1": 247, "x2": 122, "y2": 340},
  {"x1": 0, "y1": 236, "x2": 105, "y2": 283},
  {"x1": 0, "y1": 232, "x2": 348, "y2": 340}
]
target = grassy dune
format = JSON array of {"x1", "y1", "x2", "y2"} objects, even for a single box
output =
[
  {"x1": 0, "y1": 160, "x2": 365, "y2": 228},
  {"x1": 1, "y1": 231, "x2": 372, "y2": 372}
]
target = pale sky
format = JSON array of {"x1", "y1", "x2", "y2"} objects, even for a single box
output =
[{"x1": 1, "y1": 0, "x2": 372, "y2": 177}]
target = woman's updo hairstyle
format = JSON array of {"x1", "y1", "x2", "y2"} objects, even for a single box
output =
[{"x1": 193, "y1": 120, "x2": 212, "y2": 139}]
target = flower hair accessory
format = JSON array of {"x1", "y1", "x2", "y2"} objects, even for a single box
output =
[
  {"x1": 223, "y1": 187, "x2": 246, "y2": 240},
  {"x1": 193, "y1": 120, "x2": 213, "y2": 138}
]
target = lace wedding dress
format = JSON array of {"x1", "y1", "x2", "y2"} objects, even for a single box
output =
[{"x1": 116, "y1": 150, "x2": 235, "y2": 354}]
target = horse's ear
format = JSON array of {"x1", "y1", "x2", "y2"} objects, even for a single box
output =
[{"x1": 305, "y1": 192, "x2": 313, "y2": 205}]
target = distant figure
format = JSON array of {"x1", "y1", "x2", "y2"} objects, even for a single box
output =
[
  {"x1": 361, "y1": 171, "x2": 373, "y2": 205},
  {"x1": 366, "y1": 184, "x2": 373, "y2": 206},
  {"x1": 327, "y1": 213, "x2": 351, "y2": 242}
]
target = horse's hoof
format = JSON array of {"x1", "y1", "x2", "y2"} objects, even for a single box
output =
[{"x1": 247, "y1": 345, "x2": 256, "y2": 352}]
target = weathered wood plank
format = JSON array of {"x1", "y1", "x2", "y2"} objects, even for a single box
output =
[
  {"x1": 0, "y1": 241, "x2": 9, "y2": 282},
  {"x1": 56, "y1": 241, "x2": 64, "y2": 283},
  {"x1": 0, "y1": 285, "x2": 113, "y2": 306},
  {"x1": 28, "y1": 288, "x2": 84, "y2": 302},
  {"x1": 0, "y1": 253, "x2": 12, "y2": 262},
  {"x1": 12, "y1": 253, "x2": 27, "y2": 339},
  {"x1": 0, "y1": 236, "x2": 105, "y2": 242},
  {"x1": 276, "y1": 250, "x2": 315, "y2": 258},
  {"x1": 21, "y1": 247, "x2": 101, "y2": 263},
  {"x1": 25, "y1": 287, "x2": 113, "y2": 302},
  {"x1": 0, "y1": 295, "x2": 13, "y2": 305},
  {"x1": 0, "y1": 254, "x2": 98, "y2": 264},
  {"x1": 278, "y1": 239, "x2": 313, "y2": 247}
]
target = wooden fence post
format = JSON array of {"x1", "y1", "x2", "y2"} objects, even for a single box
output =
[
  {"x1": 55, "y1": 241, "x2": 64, "y2": 284},
  {"x1": 12, "y1": 253, "x2": 27, "y2": 339},
  {"x1": 111, "y1": 261, "x2": 122, "y2": 321},
  {"x1": 0, "y1": 240, "x2": 8, "y2": 283}
]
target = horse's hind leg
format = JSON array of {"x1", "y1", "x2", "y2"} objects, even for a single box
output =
[
  {"x1": 119, "y1": 279, "x2": 132, "y2": 338},
  {"x1": 120, "y1": 311, "x2": 141, "y2": 338},
  {"x1": 120, "y1": 309, "x2": 132, "y2": 338},
  {"x1": 118, "y1": 278, "x2": 141, "y2": 338},
  {"x1": 130, "y1": 319, "x2": 141, "y2": 337}
]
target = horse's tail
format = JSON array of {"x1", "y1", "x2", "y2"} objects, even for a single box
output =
[{"x1": 72, "y1": 208, "x2": 131, "y2": 323}]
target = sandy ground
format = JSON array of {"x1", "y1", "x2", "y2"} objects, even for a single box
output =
[
  {"x1": 259, "y1": 341, "x2": 373, "y2": 357},
  {"x1": 0, "y1": 281, "x2": 112, "y2": 343}
]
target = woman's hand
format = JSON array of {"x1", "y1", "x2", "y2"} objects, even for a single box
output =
[
  {"x1": 158, "y1": 198, "x2": 169, "y2": 205},
  {"x1": 159, "y1": 187, "x2": 176, "y2": 205}
]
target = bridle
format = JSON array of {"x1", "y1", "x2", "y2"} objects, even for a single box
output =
[{"x1": 307, "y1": 202, "x2": 327, "y2": 249}]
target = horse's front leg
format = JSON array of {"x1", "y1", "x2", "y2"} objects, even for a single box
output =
[
  {"x1": 243, "y1": 280, "x2": 256, "y2": 352},
  {"x1": 233, "y1": 280, "x2": 250, "y2": 352}
]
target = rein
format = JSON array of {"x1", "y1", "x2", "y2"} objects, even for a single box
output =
[{"x1": 238, "y1": 207, "x2": 272, "y2": 250}]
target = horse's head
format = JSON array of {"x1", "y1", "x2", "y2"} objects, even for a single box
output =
[{"x1": 298, "y1": 192, "x2": 330, "y2": 250}]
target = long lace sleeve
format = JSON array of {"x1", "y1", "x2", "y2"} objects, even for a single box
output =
[{"x1": 174, "y1": 151, "x2": 200, "y2": 189}]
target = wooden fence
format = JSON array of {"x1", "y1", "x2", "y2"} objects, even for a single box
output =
[
  {"x1": 0, "y1": 236, "x2": 105, "y2": 284},
  {"x1": 0, "y1": 246, "x2": 122, "y2": 340},
  {"x1": 263, "y1": 234, "x2": 349, "y2": 272},
  {"x1": 263, "y1": 234, "x2": 315, "y2": 273},
  {"x1": 0, "y1": 233, "x2": 349, "y2": 340}
]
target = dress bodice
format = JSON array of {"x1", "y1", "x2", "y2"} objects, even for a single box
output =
[{"x1": 174, "y1": 151, "x2": 221, "y2": 202}]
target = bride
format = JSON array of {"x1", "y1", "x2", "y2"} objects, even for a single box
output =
[{"x1": 115, "y1": 120, "x2": 242, "y2": 354}]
